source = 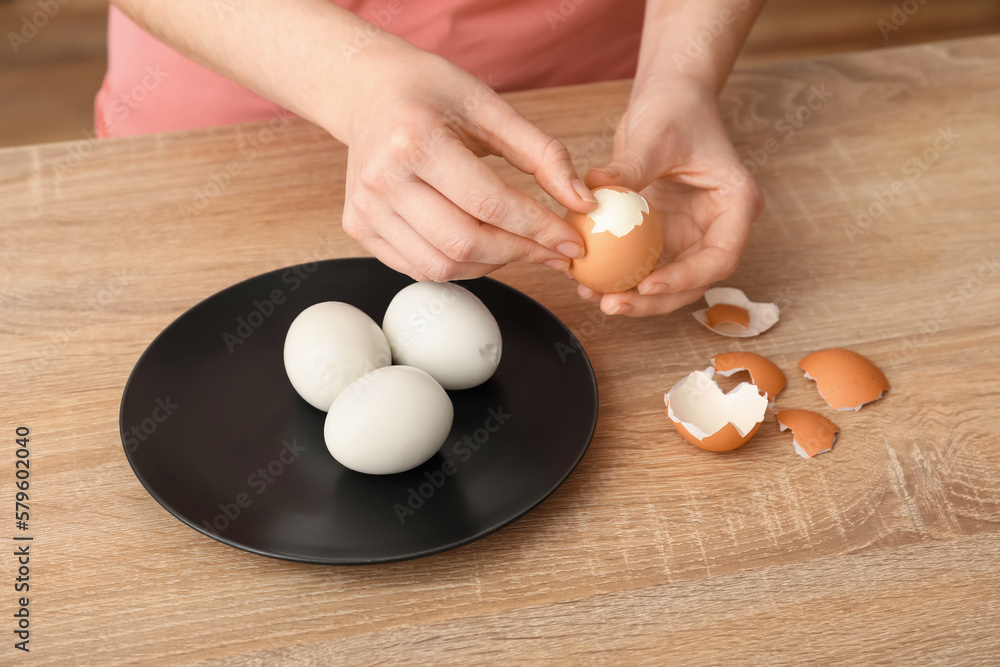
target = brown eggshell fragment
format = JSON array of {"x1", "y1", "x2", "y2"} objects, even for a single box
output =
[
  {"x1": 566, "y1": 185, "x2": 662, "y2": 294},
  {"x1": 776, "y1": 409, "x2": 840, "y2": 458},
  {"x1": 693, "y1": 287, "x2": 780, "y2": 337},
  {"x1": 711, "y1": 351, "x2": 787, "y2": 402},
  {"x1": 671, "y1": 419, "x2": 763, "y2": 453},
  {"x1": 705, "y1": 304, "x2": 751, "y2": 328},
  {"x1": 799, "y1": 348, "x2": 890, "y2": 411},
  {"x1": 664, "y1": 368, "x2": 768, "y2": 452}
]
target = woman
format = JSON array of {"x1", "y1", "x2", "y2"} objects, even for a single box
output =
[{"x1": 99, "y1": 0, "x2": 766, "y2": 317}]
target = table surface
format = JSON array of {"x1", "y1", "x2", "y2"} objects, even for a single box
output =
[{"x1": 2, "y1": 35, "x2": 999, "y2": 665}]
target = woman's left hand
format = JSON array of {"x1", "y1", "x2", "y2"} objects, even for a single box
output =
[{"x1": 578, "y1": 77, "x2": 766, "y2": 317}]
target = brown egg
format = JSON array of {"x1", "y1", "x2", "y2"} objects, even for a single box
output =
[
  {"x1": 711, "y1": 351, "x2": 787, "y2": 401},
  {"x1": 776, "y1": 409, "x2": 840, "y2": 458},
  {"x1": 565, "y1": 185, "x2": 662, "y2": 293},
  {"x1": 799, "y1": 348, "x2": 890, "y2": 411}
]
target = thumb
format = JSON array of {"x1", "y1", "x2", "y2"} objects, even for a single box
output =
[{"x1": 585, "y1": 151, "x2": 656, "y2": 193}]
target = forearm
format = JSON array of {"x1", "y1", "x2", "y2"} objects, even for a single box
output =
[
  {"x1": 110, "y1": 0, "x2": 409, "y2": 142},
  {"x1": 636, "y1": 0, "x2": 766, "y2": 94}
]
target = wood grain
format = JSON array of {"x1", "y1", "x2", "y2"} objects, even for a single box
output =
[{"x1": 2, "y1": 35, "x2": 1000, "y2": 664}]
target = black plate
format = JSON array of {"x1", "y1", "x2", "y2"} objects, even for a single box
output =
[{"x1": 120, "y1": 258, "x2": 598, "y2": 564}]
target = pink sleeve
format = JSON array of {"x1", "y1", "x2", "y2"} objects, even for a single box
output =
[{"x1": 96, "y1": 1, "x2": 642, "y2": 137}]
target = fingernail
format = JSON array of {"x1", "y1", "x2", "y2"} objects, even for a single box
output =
[
  {"x1": 572, "y1": 178, "x2": 598, "y2": 203},
  {"x1": 557, "y1": 241, "x2": 585, "y2": 259},
  {"x1": 608, "y1": 303, "x2": 633, "y2": 316},
  {"x1": 638, "y1": 282, "x2": 665, "y2": 295},
  {"x1": 545, "y1": 258, "x2": 570, "y2": 272},
  {"x1": 578, "y1": 285, "x2": 595, "y2": 299}
]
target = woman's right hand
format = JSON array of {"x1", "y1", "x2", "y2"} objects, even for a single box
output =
[{"x1": 335, "y1": 42, "x2": 596, "y2": 281}]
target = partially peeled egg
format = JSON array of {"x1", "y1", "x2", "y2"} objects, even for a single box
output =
[{"x1": 565, "y1": 186, "x2": 662, "y2": 294}]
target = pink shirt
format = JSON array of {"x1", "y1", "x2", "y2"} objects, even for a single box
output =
[{"x1": 95, "y1": 1, "x2": 643, "y2": 137}]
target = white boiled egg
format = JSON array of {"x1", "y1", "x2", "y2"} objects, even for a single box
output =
[
  {"x1": 283, "y1": 302, "x2": 391, "y2": 411},
  {"x1": 381, "y1": 282, "x2": 502, "y2": 390},
  {"x1": 325, "y1": 365, "x2": 453, "y2": 475}
]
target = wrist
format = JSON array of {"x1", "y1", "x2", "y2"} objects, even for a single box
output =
[
  {"x1": 629, "y1": 71, "x2": 720, "y2": 113},
  {"x1": 304, "y1": 16, "x2": 428, "y2": 144}
]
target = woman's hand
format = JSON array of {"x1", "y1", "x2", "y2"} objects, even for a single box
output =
[
  {"x1": 109, "y1": 0, "x2": 596, "y2": 282},
  {"x1": 578, "y1": 78, "x2": 765, "y2": 316},
  {"x1": 339, "y1": 43, "x2": 596, "y2": 282}
]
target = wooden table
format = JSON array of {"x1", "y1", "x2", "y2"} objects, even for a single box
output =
[{"x1": 2, "y1": 35, "x2": 999, "y2": 664}]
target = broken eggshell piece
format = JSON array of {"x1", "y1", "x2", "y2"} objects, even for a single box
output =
[
  {"x1": 664, "y1": 368, "x2": 769, "y2": 452},
  {"x1": 711, "y1": 351, "x2": 787, "y2": 406},
  {"x1": 693, "y1": 287, "x2": 779, "y2": 337},
  {"x1": 799, "y1": 348, "x2": 890, "y2": 411},
  {"x1": 705, "y1": 304, "x2": 750, "y2": 328},
  {"x1": 776, "y1": 409, "x2": 840, "y2": 458}
]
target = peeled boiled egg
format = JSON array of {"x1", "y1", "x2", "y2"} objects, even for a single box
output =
[
  {"x1": 324, "y1": 366, "x2": 453, "y2": 475},
  {"x1": 381, "y1": 282, "x2": 501, "y2": 390},
  {"x1": 283, "y1": 302, "x2": 391, "y2": 411},
  {"x1": 565, "y1": 185, "x2": 662, "y2": 293}
]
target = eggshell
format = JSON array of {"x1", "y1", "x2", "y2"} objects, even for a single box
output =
[
  {"x1": 711, "y1": 351, "x2": 787, "y2": 403},
  {"x1": 565, "y1": 186, "x2": 662, "y2": 294},
  {"x1": 324, "y1": 366, "x2": 454, "y2": 475},
  {"x1": 776, "y1": 409, "x2": 840, "y2": 458},
  {"x1": 705, "y1": 304, "x2": 751, "y2": 328},
  {"x1": 693, "y1": 287, "x2": 779, "y2": 337},
  {"x1": 799, "y1": 348, "x2": 890, "y2": 411},
  {"x1": 664, "y1": 368, "x2": 768, "y2": 452},
  {"x1": 671, "y1": 419, "x2": 764, "y2": 453}
]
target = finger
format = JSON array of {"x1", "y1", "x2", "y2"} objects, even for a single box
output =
[
  {"x1": 637, "y1": 186, "x2": 761, "y2": 295},
  {"x1": 468, "y1": 96, "x2": 598, "y2": 213},
  {"x1": 365, "y1": 208, "x2": 501, "y2": 282},
  {"x1": 410, "y1": 137, "x2": 584, "y2": 259},
  {"x1": 598, "y1": 286, "x2": 707, "y2": 318},
  {"x1": 576, "y1": 283, "x2": 603, "y2": 304},
  {"x1": 391, "y1": 179, "x2": 572, "y2": 270},
  {"x1": 584, "y1": 149, "x2": 656, "y2": 194},
  {"x1": 356, "y1": 233, "x2": 431, "y2": 282}
]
